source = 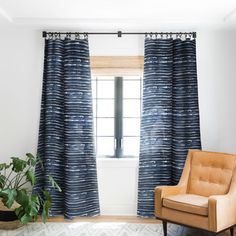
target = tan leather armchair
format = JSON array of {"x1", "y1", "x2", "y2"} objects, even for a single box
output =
[{"x1": 155, "y1": 150, "x2": 236, "y2": 236}]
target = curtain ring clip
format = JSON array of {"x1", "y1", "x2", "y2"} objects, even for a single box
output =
[
  {"x1": 66, "y1": 32, "x2": 71, "y2": 39},
  {"x1": 75, "y1": 33, "x2": 80, "y2": 40}
]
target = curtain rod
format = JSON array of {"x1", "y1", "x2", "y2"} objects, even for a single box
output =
[{"x1": 42, "y1": 31, "x2": 196, "y2": 38}]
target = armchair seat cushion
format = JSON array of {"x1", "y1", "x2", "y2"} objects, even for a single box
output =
[{"x1": 163, "y1": 194, "x2": 208, "y2": 216}]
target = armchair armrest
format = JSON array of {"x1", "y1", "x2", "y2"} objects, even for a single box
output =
[
  {"x1": 154, "y1": 151, "x2": 192, "y2": 217},
  {"x1": 208, "y1": 169, "x2": 236, "y2": 232},
  {"x1": 208, "y1": 194, "x2": 236, "y2": 232},
  {"x1": 155, "y1": 184, "x2": 187, "y2": 217}
]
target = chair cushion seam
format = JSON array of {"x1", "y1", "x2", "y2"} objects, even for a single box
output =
[{"x1": 163, "y1": 198, "x2": 207, "y2": 210}]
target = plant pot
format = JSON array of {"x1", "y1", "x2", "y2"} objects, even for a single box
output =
[{"x1": 0, "y1": 199, "x2": 22, "y2": 230}]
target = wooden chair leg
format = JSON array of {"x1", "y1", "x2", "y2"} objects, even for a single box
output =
[
  {"x1": 162, "y1": 221, "x2": 167, "y2": 236},
  {"x1": 230, "y1": 227, "x2": 234, "y2": 236}
]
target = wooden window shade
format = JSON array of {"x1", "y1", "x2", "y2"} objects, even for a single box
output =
[{"x1": 90, "y1": 56, "x2": 144, "y2": 76}]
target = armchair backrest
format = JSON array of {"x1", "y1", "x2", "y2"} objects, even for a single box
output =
[{"x1": 186, "y1": 150, "x2": 236, "y2": 197}]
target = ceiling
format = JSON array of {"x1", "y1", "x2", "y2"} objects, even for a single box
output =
[{"x1": 0, "y1": 0, "x2": 236, "y2": 31}]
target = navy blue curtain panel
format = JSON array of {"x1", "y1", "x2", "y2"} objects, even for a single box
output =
[
  {"x1": 34, "y1": 38, "x2": 100, "y2": 218},
  {"x1": 137, "y1": 37, "x2": 201, "y2": 217}
]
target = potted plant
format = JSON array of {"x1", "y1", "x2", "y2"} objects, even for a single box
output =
[{"x1": 0, "y1": 153, "x2": 61, "y2": 229}]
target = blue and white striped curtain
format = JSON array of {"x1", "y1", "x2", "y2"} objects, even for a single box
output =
[
  {"x1": 34, "y1": 37, "x2": 100, "y2": 218},
  {"x1": 137, "y1": 37, "x2": 201, "y2": 217}
]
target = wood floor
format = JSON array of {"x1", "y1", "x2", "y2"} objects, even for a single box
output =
[{"x1": 41, "y1": 215, "x2": 159, "y2": 224}]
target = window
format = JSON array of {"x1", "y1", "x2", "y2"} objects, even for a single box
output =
[{"x1": 92, "y1": 75, "x2": 142, "y2": 158}]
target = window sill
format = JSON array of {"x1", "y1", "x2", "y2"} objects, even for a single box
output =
[{"x1": 96, "y1": 157, "x2": 139, "y2": 168}]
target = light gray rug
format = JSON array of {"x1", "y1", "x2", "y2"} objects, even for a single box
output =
[{"x1": 0, "y1": 222, "x2": 233, "y2": 236}]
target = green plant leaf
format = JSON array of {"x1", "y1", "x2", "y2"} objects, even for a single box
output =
[
  {"x1": 29, "y1": 195, "x2": 40, "y2": 217},
  {"x1": 29, "y1": 204, "x2": 39, "y2": 217},
  {"x1": 26, "y1": 170, "x2": 36, "y2": 185},
  {"x1": 41, "y1": 205, "x2": 47, "y2": 223},
  {"x1": 31, "y1": 195, "x2": 40, "y2": 206},
  {"x1": 11, "y1": 157, "x2": 27, "y2": 173},
  {"x1": 15, "y1": 206, "x2": 24, "y2": 219},
  {"x1": 26, "y1": 153, "x2": 36, "y2": 166},
  {"x1": 20, "y1": 213, "x2": 32, "y2": 224},
  {"x1": 42, "y1": 202, "x2": 51, "y2": 222},
  {"x1": 27, "y1": 159, "x2": 36, "y2": 166},
  {"x1": 0, "y1": 164, "x2": 6, "y2": 171},
  {"x1": 43, "y1": 190, "x2": 52, "y2": 202},
  {"x1": 15, "y1": 192, "x2": 40, "y2": 223},
  {"x1": 26, "y1": 153, "x2": 35, "y2": 159},
  {"x1": 0, "y1": 189, "x2": 17, "y2": 208},
  {"x1": 0, "y1": 163, "x2": 10, "y2": 171},
  {"x1": 15, "y1": 189, "x2": 29, "y2": 207},
  {"x1": 48, "y1": 175, "x2": 62, "y2": 192},
  {"x1": 41, "y1": 190, "x2": 52, "y2": 223},
  {"x1": 44, "y1": 199, "x2": 51, "y2": 213},
  {"x1": 0, "y1": 175, "x2": 6, "y2": 188}
]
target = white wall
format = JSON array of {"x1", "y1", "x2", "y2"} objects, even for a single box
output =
[
  {"x1": 197, "y1": 30, "x2": 236, "y2": 154},
  {"x1": 0, "y1": 29, "x2": 43, "y2": 158},
  {"x1": 0, "y1": 29, "x2": 236, "y2": 215}
]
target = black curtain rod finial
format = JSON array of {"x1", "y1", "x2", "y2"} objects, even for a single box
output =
[{"x1": 42, "y1": 31, "x2": 47, "y2": 38}]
